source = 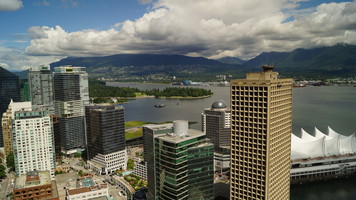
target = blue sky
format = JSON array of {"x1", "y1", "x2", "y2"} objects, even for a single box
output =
[
  {"x1": 0, "y1": 0, "x2": 355, "y2": 70},
  {"x1": 1, "y1": 0, "x2": 149, "y2": 47}
]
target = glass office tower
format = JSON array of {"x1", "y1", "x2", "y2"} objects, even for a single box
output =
[
  {"x1": 144, "y1": 120, "x2": 214, "y2": 200},
  {"x1": 0, "y1": 67, "x2": 21, "y2": 147}
]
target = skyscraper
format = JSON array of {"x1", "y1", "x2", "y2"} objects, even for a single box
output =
[
  {"x1": 85, "y1": 104, "x2": 127, "y2": 174},
  {"x1": 28, "y1": 65, "x2": 54, "y2": 107},
  {"x1": 12, "y1": 107, "x2": 56, "y2": 179},
  {"x1": 144, "y1": 120, "x2": 214, "y2": 200},
  {"x1": 53, "y1": 66, "x2": 89, "y2": 154},
  {"x1": 230, "y1": 65, "x2": 292, "y2": 200},
  {"x1": 1, "y1": 100, "x2": 31, "y2": 157},
  {"x1": 0, "y1": 67, "x2": 21, "y2": 147},
  {"x1": 202, "y1": 100, "x2": 231, "y2": 170}
]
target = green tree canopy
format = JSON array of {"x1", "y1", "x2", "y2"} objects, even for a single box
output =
[{"x1": 6, "y1": 152, "x2": 15, "y2": 169}]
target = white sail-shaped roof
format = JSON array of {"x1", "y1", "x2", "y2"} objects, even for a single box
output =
[
  {"x1": 339, "y1": 133, "x2": 355, "y2": 154},
  {"x1": 301, "y1": 128, "x2": 317, "y2": 141},
  {"x1": 324, "y1": 135, "x2": 339, "y2": 156},
  {"x1": 328, "y1": 126, "x2": 340, "y2": 137},
  {"x1": 292, "y1": 134, "x2": 325, "y2": 159},
  {"x1": 291, "y1": 127, "x2": 356, "y2": 161},
  {"x1": 354, "y1": 135, "x2": 356, "y2": 152},
  {"x1": 314, "y1": 127, "x2": 333, "y2": 139}
]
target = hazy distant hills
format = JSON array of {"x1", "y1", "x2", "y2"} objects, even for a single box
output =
[
  {"x1": 50, "y1": 54, "x2": 242, "y2": 80},
  {"x1": 216, "y1": 57, "x2": 246, "y2": 65},
  {"x1": 13, "y1": 43, "x2": 356, "y2": 80},
  {"x1": 13, "y1": 69, "x2": 29, "y2": 79},
  {"x1": 243, "y1": 43, "x2": 356, "y2": 78}
]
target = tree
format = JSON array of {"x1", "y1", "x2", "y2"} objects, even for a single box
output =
[
  {"x1": 127, "y1": 159, "x2": 135, "y2": 170},
  {"x1": 6, "y1": 152, "x2": 15, "y2": 169},
  {"x1": 73, "y1": 152, "x2": 81, "y2": 158},
  {"x1": 0, "y1": 164, "x2": 6, "y2": 178}
]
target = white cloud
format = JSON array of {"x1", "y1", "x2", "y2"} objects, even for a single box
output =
[
  {"x1": 0, "y1": 0, "x2": 23, "y2": 11},
  {"x1": 0, "y1": 46, "x2": 62, "y2": 71},
  {"x1": 25, "y1": 0, "x2": 356, "y2": 61},
  {"x1": 138, "y1": 0, "x2": 153, "y2": 5}
]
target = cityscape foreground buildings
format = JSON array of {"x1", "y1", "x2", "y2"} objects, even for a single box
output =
[
  {"x1": 28, "y1": 65, "x2": 54, "y2": 107},
  {"x1": 12, "y1": 107, "x2": 56, "y2": 179},
  {"x1": 85, "y1": 104, "x2": 127, "y2": 174},
  {"x1": 202, "y1": 100, "x2": 231, "y2": 171},
  {"x1": 144, "y1": 120, "x2": 214, "y2": 200},
  {"x1": 230, "y1": 65, "x2": 293, "y2": 200},
  {"x1": 53, "y1": 66, "x2": 89, "y2": 154},
  {"x1": 0, "y1": 67, "x2": 21, "y2": 147},
  {"x1": 1, "y1": 100, "x2": 31, "y2": 157}
]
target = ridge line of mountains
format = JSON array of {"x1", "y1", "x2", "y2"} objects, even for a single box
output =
[{"x1": 14, "y1": 43, "x2": 356, "y2": 80}]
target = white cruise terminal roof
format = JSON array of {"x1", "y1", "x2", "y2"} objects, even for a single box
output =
[{"x1": 291, "y1": 126, "x2": 356, "y2": 160}]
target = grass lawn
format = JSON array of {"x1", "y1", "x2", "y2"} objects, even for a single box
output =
[
  {"x1": 125, "y1": 129, "x2": 143, "y2": 140},
  {"x1": 134, "y1": 92, "x2": 147, "y2": 97},
  {"x1": 125, "y1": 121, "x2": 150, "y2": 128}
]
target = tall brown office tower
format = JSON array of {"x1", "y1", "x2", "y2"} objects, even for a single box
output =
[{"x1": 230, "y1": 65, "x2": 292, "y2": 200}]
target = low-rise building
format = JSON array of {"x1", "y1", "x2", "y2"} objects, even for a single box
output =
[
  {"x1": 133, "y1": 160, "x2": 147, "y2": 180},
  {"x1": 111, "y1": 175, "x2": 135, "y2": 200},
  {"x1": 66, "y1": 176, "x2": 109, "y2": 200},
  {"x1": 13, "y1": 171, "x2": 59, "y2": 200}
]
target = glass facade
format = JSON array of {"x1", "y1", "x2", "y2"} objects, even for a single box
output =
[
  {"x1": 144, "y1": 124, "x2": 214, "y2": 200},
  {"x1": 53, "y1": 66, "x2": 88, "y2": 153},
  {"x1": 0, "y1": 67, "x2": 21, "y2": 147},
  {"x1": 85, "y1": 105, "x2": 126, "y2": 159}
]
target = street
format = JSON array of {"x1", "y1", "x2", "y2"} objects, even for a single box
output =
[{"x1": 0, "y1": 172, "x2": 14, "y2": 199}]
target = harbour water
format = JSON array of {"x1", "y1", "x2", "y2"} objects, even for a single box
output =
[{"x1": 108, "y1": 82, "x2": 356, "y2": 199}]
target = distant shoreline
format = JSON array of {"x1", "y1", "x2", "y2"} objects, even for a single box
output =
[{"x1": 95, "y1": 94, "x2": 213, "y2": 101}]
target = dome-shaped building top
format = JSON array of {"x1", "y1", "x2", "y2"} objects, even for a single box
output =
[{"x1": 211, "y1": 100, "x2": 227, "y2": 109}]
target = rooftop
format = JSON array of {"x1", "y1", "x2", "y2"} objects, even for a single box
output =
[
  {"x1": 143, "y1": 123, "x2": 173, "y2": 131},
  {"x1": 157, "y1": 128, "x2": 205, "y2": 144},
  {"x1": 15, "y1": 171, "x2": 52, "y2": 189},
  {"x1": 54, "y1": 65, "x2": 86, "y2": 73},
  {"x1": 211, "y1": 100, "x2": 227, "y2": 109},
  {"x1": 66, "y1": 176, "x2": 108, "y2": 196}
]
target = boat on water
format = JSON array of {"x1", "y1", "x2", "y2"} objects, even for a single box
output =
[{"x1": 154, "y1": 104, "x2": 165, "y2": 108}]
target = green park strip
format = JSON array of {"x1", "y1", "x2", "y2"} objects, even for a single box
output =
[
  {"x1": 125, "y1": 121, "x2": 151, "y2": 128},
  {"x1": 156, "y1": 94, "x2": 212, "y2": 99},
  {"x1": 125, "y1": 129, "x2": 143, "y2": 140}
]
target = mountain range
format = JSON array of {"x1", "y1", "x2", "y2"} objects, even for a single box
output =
[
  {"x1": 242, "y1": 43, "x2": 356, "y2": 78},
  {"x1": 14, "y1": 43, "x2": 356, "y2": 80},
  {"x1": 50, "y1": 54, "x2": 242, "y2": 80}
]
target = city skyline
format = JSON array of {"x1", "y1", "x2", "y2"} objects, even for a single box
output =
[{"x1": 1, "y1": 0, "x2": 356, "y2": 71}]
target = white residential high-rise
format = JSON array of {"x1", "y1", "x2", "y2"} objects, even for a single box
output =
[
  {"x1": 13, "y1": 107, "x2": 56, "y2": 179},
  {"x1": 1, "y1": 100, "x2": 31, "y2": 157}
]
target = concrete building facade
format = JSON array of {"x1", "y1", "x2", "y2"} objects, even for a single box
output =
[
  {"x1": 230, "y1": 65, "x2": 292, "y2": 200},
  {"x1": 202, "y1": 100, "x2": 231, "y2": 171},
  {"x1": 85, "y1": 104, "x2": 127, "y2": 174},
  {"x1": 53, "y1": 66, "x2": 89, "y2": 153},
  {"x1": 66, "y1": 176, "x2": 108, "y2": 200},
  {"x1": 144, "y1": 120, "x2": 214, "y2": 200},
  {"x1": 13, "y1": 108, "x2": 56, "y2": 179},
  {"x1": 1, "y1": 100, "x2": 31, "y2": 157},
  {"x1": 13, "y1": 171, "x2": 59, "y2": 200}
]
